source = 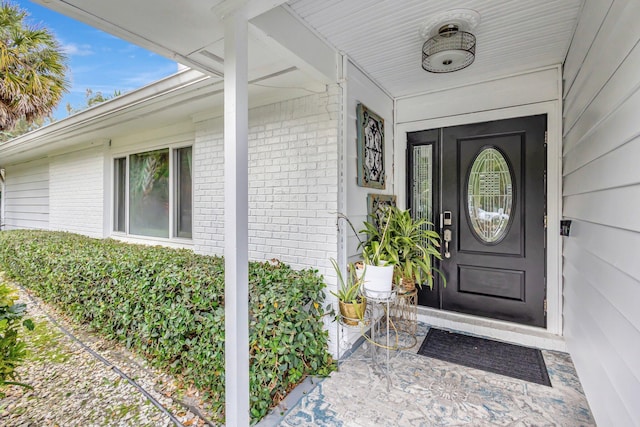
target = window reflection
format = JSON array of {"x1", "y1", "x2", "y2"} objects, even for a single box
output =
[{"x1": 129, "y1": 149, "x2": 170, "y2": 238}]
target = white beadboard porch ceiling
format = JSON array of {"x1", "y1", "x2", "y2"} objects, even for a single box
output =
[
  {"x1": 287, "y1": 0, "x2": 584, "y2": 97},
  {"x1": 31, "y1": 0, "x2": 585, "y2": 100}
]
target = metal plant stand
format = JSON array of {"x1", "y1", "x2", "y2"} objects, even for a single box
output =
[
  {"x1": 336, "y1": 289, "x2": 397, "y2": 391},
  {"x1": 366, "y1": 289, "x2": 397, "y2": 391},
  {"x1": 335, "y1": 306, "x2": 371, "y2": 370},
  {"x1": 389, "y1": 288, "x2": 418, "y2": 350}
]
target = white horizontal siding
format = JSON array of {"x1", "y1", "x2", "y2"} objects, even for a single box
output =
[
  {"x1": 3, "y1": 159, "x2": 49, "y2": 230},
  {"x1": 3, "y1": 174, "x2": 48, "y2": 186},
  {"x1": 564, "y1": 186, "x2": 640, "y2": 233},
  {"x1": 562, "y1": 0, "x2": 612, "y2": 95},
  {"x1": 563, "y1": 33, "x2": 640, "y2": 157},
  {"x1": 563, "y1": 294, "x2": 636, "y2": 426},
  {"x1": 563, "y1": 85, "x2": 640, "y2": 177},
  {"x1": 564, "y1": 235, "x2": 640, "y2": 377},
  {"x1": 563, "y1": 250, "x2": 640, "y2": 425},
  {"x1": 5, "y1": 188, "x2": 49, "y2": 198},
  {"x1": 562, "y1": 0, "x2": 640, "y2": 425},
  {"x1": 49, "y1": 147, "x2": 105, "y2": 238},
  {"x1": 563, "y1": 0, "x2": 640, "y2": 133}
]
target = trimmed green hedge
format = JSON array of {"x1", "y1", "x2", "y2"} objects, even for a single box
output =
[
  {"x1": 0, "y1": 230, "x2": 333, "y2": 422},
  {"x1": 0, "y1": 282, "x2": 34, "y2": 396}
]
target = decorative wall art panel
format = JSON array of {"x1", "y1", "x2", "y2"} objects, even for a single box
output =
[
  {"x1": 357, "y1": 103, "x2": 385, "y2": 189},
  {"x1": 367, "y1": 193, "x2": 397, "y2": 231}
]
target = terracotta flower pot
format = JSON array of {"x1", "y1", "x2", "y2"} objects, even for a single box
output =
[
  {"x1": 400, "y1": 275, "x2": 416, "y2": 292},
  {"x1": 339, "y1": 299, "x2": 367, "y2": 326}
]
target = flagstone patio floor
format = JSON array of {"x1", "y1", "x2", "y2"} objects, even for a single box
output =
[{"x1": 278, "y1": 322, "x2": 595, "y2": 427}]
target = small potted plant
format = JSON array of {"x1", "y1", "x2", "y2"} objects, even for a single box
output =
[
  {"x1": 360, "y1": 206, "x2": 445, "y2": 293},
  {"x1": 329, "y1": 258, "x2": 366, "y2": 326},
  {"x1": 358, "y1": 209, "x2": 395, "y2": 298}
]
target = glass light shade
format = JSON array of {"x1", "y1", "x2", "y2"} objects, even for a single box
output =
[{"x1": 422, "y1": 30, "x2": 476, "y2": 73}]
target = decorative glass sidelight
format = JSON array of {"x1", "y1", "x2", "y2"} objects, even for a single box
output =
[
  {"x1": 467, "y1": 147, "x2": 513, "y2": 243},
  {"x1": 412, "y1": 144, "x2": 433, "y2": 225}
]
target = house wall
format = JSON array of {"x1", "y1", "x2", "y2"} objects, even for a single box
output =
[
  {"x1": 562, "y1": 0, "x2": 640, "y2": 425},
  {"x1": 329, "y1": 60, "x2": 397, "y2": 353},
  {"x1": 343, "y1": 60, "x2": 395, "y2": 261},
  {"x1": 2, "y1": 88, "x2": 342, "y2": 354},
  {"x1": 49, "y1": 146, "x2": 105, "y2": 238},
  {"x1": 2, "y1": 91, "x2": 341, "y2": 276},
  {"x1": 3, "y1": 159, "x2": 49, "y2": 230},
  {"x1": 193, "y1": 88, "x2": 341, "y2": 278}
]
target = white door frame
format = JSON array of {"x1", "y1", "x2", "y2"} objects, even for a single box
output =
[{"x1": 394, "y1": 100, "x2": 563, "y2": 345}]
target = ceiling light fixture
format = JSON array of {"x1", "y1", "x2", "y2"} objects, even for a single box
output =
[{"x1": 419, "y1": 9, "x2": 480, "y2": 73}]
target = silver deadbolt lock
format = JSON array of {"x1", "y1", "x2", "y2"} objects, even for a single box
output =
[{"x1": 443, "y1": 229, "x2": 452, "y2": 258}]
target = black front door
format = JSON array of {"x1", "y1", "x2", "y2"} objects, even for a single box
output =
[{"x1": 408, "y1": 115, "x2": 547, "y2": 327}]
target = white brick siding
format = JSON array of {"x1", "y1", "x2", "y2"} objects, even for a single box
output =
[
  {"x1": 192, "y1": 122, "x2": 224, "y2": 255},
  {"x1": 194, "y1": 87, "x2": 341, "y2": 276},
  {"x1": 49, "y1": 147, "x2": 105, "y2": 238}
]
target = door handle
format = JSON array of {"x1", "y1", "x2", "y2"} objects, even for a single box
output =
[{"x1": 443, "y1": 229, "x2": 452, "y2": 259}]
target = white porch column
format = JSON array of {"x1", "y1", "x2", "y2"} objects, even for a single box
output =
[
  {"x1": 223, "y1": 6, "x2": 250, "y2": 427},
  {"x1": 0, "y1": 168, "x2": 5, "y2": 229}
]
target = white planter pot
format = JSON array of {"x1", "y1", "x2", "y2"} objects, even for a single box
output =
[{"x1": 358, "y1": 264, "x2": 394, "y2": 299}]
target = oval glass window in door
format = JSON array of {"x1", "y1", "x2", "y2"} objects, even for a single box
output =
[{"x1": 466, "y1": 147, "x2": 513, "y2": 243}]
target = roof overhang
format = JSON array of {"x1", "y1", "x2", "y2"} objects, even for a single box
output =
[
  {"x1": 0, "y1": 65, "x2": 325, "y2": 166},
  {"x1": 0, "y1": 0, "x2": 340, "y2": 166},
  {"x1": 30, "y1": 0, "x2": 339, "y2": 84}
]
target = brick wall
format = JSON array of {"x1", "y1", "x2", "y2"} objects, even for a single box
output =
[
  {"x1": 49, "y1": 147, "x2": 105, "y2": 238},
  {"x1": 193, "y1": 86, "x2": 341, "y2": 276}
]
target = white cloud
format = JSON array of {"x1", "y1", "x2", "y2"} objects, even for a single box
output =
[
  {"x1": 122, "y1": 64, "x2": 179, "y2": 87},
  {"x1": 62, "y1": 43, "x2": 94, "y2": 56}
]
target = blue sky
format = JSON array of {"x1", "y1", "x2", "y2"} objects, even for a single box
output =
[{"x1": 15, "y1": 0, "x2": 179, "y2": 120}]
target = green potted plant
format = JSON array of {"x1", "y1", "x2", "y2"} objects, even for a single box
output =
[
  {"x1": 387, "y1": 206, "x2": 445, "y2": 292},
  {"x1": 358, "y1": 210, "x2": 395, "y2": 298},
  {"x1": 329, "y1": 258, "x2": 366, "y2": 326},
  {"x1": 361, "y1": 206, "x2": 445, "y2": 293}
]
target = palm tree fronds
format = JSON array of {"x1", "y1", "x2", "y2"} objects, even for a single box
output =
[{"x1": 0, "y1": 2, "x2": 68, "y2": 131}]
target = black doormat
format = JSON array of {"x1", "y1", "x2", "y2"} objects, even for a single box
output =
[{"x1": 417, "y1": 328, "x2": 551, "y2": 387}]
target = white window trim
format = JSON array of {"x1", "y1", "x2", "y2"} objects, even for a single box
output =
[
  {"x1": 173, "y1": 146, "x2": 194, "y2": 239},
  {"x1": 110, "y1": 141, "x2": 194, "y2": 246}
]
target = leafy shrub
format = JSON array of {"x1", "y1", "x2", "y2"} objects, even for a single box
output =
[
  {"x1": 0, "y1": 282, "x2": 35, "y2": 396},
  {"x1": 0, "y1": 230, "x2": 334, "y2": 422}
]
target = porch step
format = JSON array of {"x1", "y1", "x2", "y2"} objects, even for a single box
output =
[{"x1": 417, "y1": 306, "x2": 566, "y2": 351}]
